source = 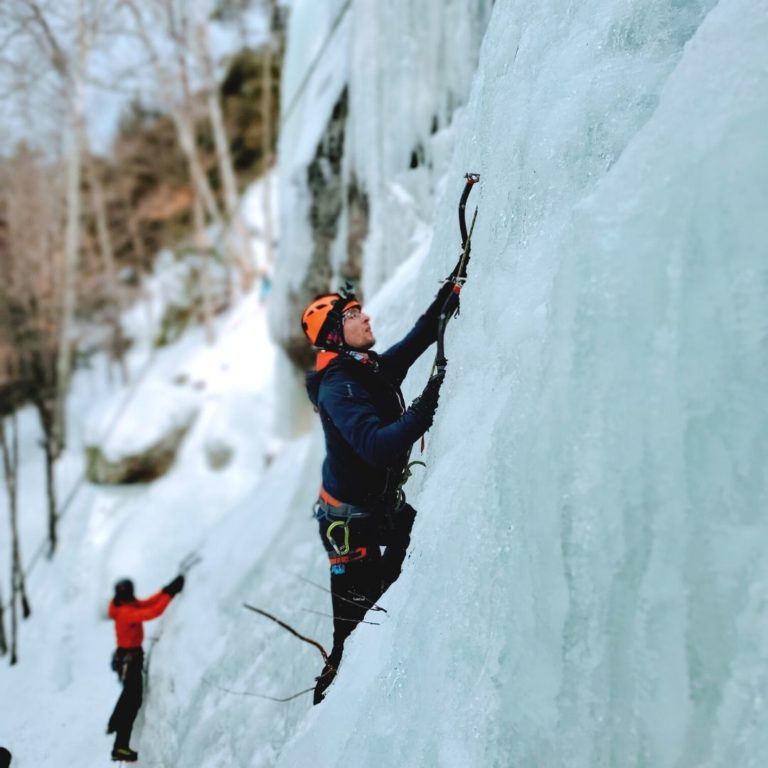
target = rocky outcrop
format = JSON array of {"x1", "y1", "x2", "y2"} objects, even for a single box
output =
[
  {"x1": 84, "y1": 381, "x2": 199, "y2": 484},
  {"x1": 86, "y1": 420, "x2": 195, "y2": 484}
]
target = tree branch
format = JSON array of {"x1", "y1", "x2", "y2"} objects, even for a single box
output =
[
  {"x1": 19, "y1": 0, "x2": 69, "y2": 78},
  {"x1": 243, "y1": 603, "x2": 329, "y2": 662}
]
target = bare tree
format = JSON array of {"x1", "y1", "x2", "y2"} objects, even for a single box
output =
[
  {"x1": 1, "y1": 148, "x2": 66, "y2": 558},
  {"x1": 122, "y1": 0, "x2": 237, "y2": 314},
  {"x1": 261, "y1": 0, "x2": 276, "y2": 272},
  {"x1": 0, "y1": 0, "x2": 126, "y2": 554},
  {"x1": 17, "y1": 0, "x2": 89, "y2": 455},
  {"x1": 0, "y1": 580, "x2": 8, "y2": 657},
  {"x1": 122, "y1": 2, "x2": 223, "y2": 221},
  {"x1": 192, "y1": 188, "x2": 217, "y2": 343},
  {"x1": 0, "y1": 190, "x2": 12, "y2": 661},
  {"x1": 122, "y1": 0, "x2": 259, "y2": 302},
  {"x1": 0, "y1": 412, "x2": 32, "y2": 665},
  {"x1": 86, "y1": 156, "x2": 129, "y2": 384},
  {"x1": 196, "y1": 19, "x2": 254, "y2": 289}
]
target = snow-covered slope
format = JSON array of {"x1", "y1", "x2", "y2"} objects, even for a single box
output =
[
  {"x1": 3, "y1": 1, "x2": 768, "y2": 767},
  {"x1": 0, "y1": 292, "x2": 278, "y2": 766}
]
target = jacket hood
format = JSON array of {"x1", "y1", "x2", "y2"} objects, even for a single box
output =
[
  {"x1": 305, "y1": 350, "x2": 381, "y2": 407},
  {"x1": 306, "y1": 367, "x2": 325, "y2": 407}
]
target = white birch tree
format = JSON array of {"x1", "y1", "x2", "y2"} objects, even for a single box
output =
[{"x1": 196, "y1": 18, "x2": 255, "y2": 289}]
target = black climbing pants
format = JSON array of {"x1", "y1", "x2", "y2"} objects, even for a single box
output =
[
  {"x1": 316, "y1": 502, "x2": 417, "y2": 656},
  {"x1": 108, "y1": 647, "x2": 144, "y2": 750}
]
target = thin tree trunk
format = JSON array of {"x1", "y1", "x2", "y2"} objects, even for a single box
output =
[
  {"x1": 86, "y1": 157, "x2": 128, "y2": 384},
  {"x1": 172, "y1": 107, "x2": 223, "y2": 225},
  {"x1": 123, "y1": 0, "x2": 224, "y2": 230},
  {"x1": 53, "y1": 113, "x2": 80, "y2": 454},
  {"x1": 10, "y1": 564, "x2": 17, "y2": 664},
  {"x1": 17, "y1": 0, "x2": 98, "y2": 560},
  {"x1": 122, "y1": 182, "x2": 148, "y2": 268},
  {"x1": 121, "y1": 0, "x2": 248, "y2": 316},
  {"x1": 43, "y1": 426, "x2": 57, "y2": 559},
  {"x1": 1, "y1": 415, "x2": 31, "y2": 618},
  {"x1": 197, "y1": 22, "x2": 254, "y2": 290},
  {"x1": 53, "y1": 8, "x2": 87, "y2": 460},
  {"x1": 193, "y1": 192, "x2": 215, "y2": 344},
  {"x1": 261, "y1": 20, "x2": 275, "y2": 271},
  {"x1": 0, "y1": 580, "x2": 7, "y2": 656},
  {"x1": 1, "y1": 413, "x2": 31, "y2": 665},
  {"x1": 32, "y1": 395, "x2": 59, "y2": 559}
]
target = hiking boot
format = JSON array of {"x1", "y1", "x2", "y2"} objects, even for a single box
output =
[
  {"x1": 111, "y1": 746, "x2": 138, "y2": 762},
  {"x1": 313, "y1": 646, "x2": 343, "y2": 704},
  {"x1": 313, "y1": 661, "x2": 337, "y2": 704}
]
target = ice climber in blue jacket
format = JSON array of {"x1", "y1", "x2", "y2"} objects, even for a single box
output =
[{"x1": 302, "y1": 281, "x2": 451, "y2": 703}]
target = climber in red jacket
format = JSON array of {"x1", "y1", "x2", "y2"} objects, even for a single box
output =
[{"x1": 106, "y1": 575, "x2": 184, "y2": 763}]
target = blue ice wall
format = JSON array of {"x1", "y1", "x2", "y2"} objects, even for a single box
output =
[{"x1": 278, "y1": 0, "x2": 768, "y2": 766}]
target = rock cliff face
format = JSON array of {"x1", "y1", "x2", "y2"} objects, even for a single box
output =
[
  {"x1": 280, "y1": 87, "x2": 370, "y2": 370},
  {"x1": 270, "y1": 0, "x2": 493, "y2": 383},
  {"x1": 283, "y1": 88, "x2": 357, "y2": 369}
]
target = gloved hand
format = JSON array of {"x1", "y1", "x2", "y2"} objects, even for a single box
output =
[
  {"x1": 436, "y1": 279, "x2": 454, "y2": 302},
  {"x1": 410, "y1": 369, "x2": 446, "y2": 429},
  {"x1": 436, "y1": 279, "x2": 460, "y2": 318},
  {"x1": 162, "y1": 574, "x2": 185, "y2": 597}
]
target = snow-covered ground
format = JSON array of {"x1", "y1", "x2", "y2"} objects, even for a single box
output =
[
  {"x1": 0, "y1": 287, "x2": 278, "y2": 765},
  {"x1": 3, "y1": 1, "x2": 768, "y2": 767}
]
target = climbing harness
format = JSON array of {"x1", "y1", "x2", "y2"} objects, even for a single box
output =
[
  {"x1": 314, "y1": 485, "x2": 377, "y2": 557},
  {"x1": 328, "y1": 547, "x2": 368, "y2": 566}
]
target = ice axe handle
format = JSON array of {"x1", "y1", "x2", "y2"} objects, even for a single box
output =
[{"x1": 179, "y1": 553, "x2": 202, "y2": 575}]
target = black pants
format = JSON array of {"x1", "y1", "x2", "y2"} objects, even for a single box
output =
[
  {"x1": 108, "y1": 648, "x2": 144, "y2": 750},
  {"x1": 317, "y1": 502, "x2": 416, "y2": 659}
]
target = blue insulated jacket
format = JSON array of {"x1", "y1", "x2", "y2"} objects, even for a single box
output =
[{"x1": 306, "y1": 288, "x2": 448, "y2": 507}]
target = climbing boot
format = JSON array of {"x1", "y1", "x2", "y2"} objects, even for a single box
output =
[
  {"x1": 313, "y1": 646, "x2": 343, "y2": 704},
  {"x1": 111, "y1": 746, "x2": 138, "y2": 762}
]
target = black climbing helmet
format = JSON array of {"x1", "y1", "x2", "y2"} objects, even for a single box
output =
[{"x1": 114, "y1": 578, "x2": 135, "y2": 605}]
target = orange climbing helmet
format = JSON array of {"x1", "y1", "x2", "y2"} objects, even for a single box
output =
[{"x1": 301, "y1": 290, "x2": 361, "y2": 349}]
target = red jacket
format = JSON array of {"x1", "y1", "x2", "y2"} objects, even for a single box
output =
[{"x1": 108, "y1": 591, "x2": 172, "y2": 649}]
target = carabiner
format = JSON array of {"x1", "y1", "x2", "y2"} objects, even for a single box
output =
[{"x1": 326, "y1": 520, "x2": 350, "y2": 556}]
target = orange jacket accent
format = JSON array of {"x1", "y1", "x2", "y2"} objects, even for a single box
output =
[
  {"x1": 315, "y1": 350, "x2": 339, "y2": 371},
  {"x1": 108, "y1": 591, "x2": 172, "y2": 649},
  {"x1": 319, "y1": 485, "x2": 345, "y2": 507}
]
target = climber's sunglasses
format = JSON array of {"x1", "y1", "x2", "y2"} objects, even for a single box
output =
[{"x1": 342, "y1": 307, "x2": 362, "y2": 322}]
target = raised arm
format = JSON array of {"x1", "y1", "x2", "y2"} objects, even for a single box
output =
[
  {"x1": 321, "y1": 376, "x2": 442, "y2": 467},
  {"x1": 379, "y1": 282, "x2": 453, "y2": 384},
  {"x1": 116, "y1": 591, "x2": 172, "y2": 623}
]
